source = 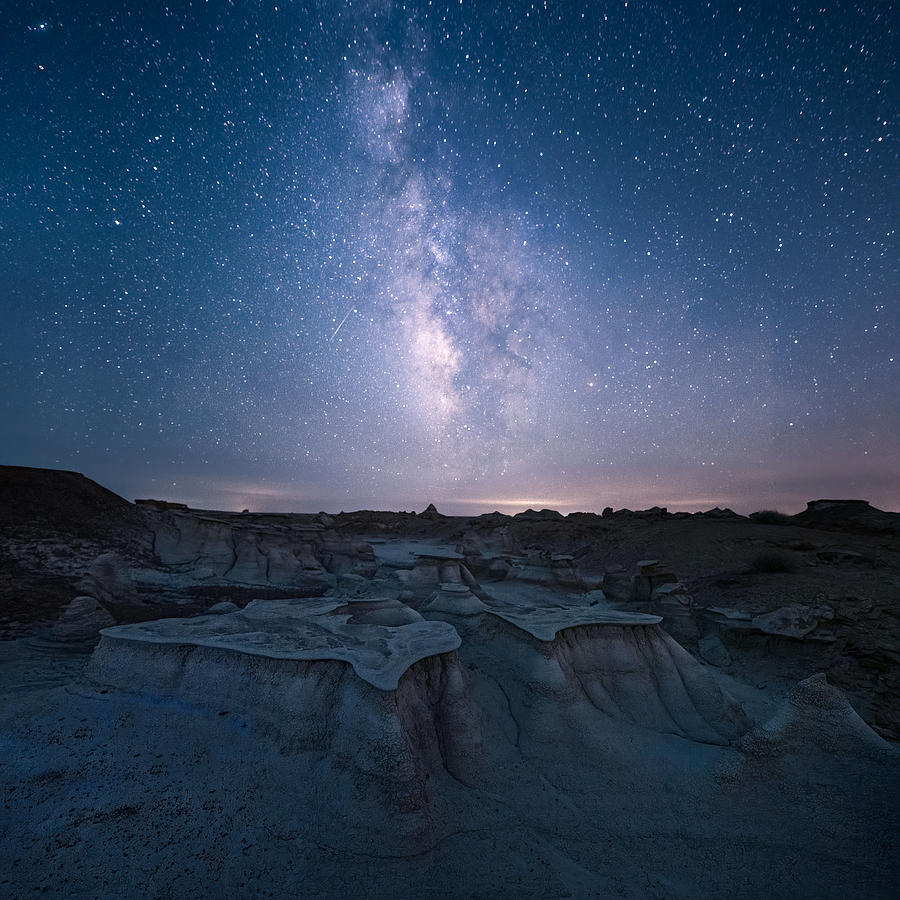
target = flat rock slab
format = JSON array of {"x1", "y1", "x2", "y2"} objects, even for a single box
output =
[
  {"x1": 98, "y1": 598, "x2": 460, "y2": 690},
  {"x1": 486, "y1": 605, "x2": 662, "y2": 641}
]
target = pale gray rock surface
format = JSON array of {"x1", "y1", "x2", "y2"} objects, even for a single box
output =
[
  {"x1": 484, "y1": 612, "x2": 749, "y2": 745},
  {"x1": 751, "y1": 602, "x2": 834, "y2": 639},
  {"x1": 422, "y1": 583, "x2": 488, "y2": 616},
  {"x1": 487, "y1": 604, "x2": 662, "y2": 639},
  {"x1": 90, "y1": 598, "x2": 459, "y2": 691}
]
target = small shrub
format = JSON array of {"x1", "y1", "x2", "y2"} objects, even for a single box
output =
[
  {"x1": 749, "y1": 509, "x2": 792, "y2": 525},
  {"x1": 750, "y1": 551, "x2": 796, "y2": 574}
]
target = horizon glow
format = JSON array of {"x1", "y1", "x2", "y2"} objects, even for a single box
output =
[{"x1": 1, "y1": 2, "x2": 897, "y2": 515}]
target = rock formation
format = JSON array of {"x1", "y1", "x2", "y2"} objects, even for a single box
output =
[
  {"x1": 741, "y1": 672, "x2": 897, "y2": 759},
  {"x1": 422, "y1": 583, "x2": 488, "y2": 616},
  {"x1": 483, "y1": 606, "x2": 749, "y2": 744},
  {"x1": 84, "y1": 598, "x2": 479, "y2": 808},
  {"x1": 49, "y1": 595, "x2": 115, "y2": 643},
  {"x1": 2, "y1": 466, "x2": 898, "y2": 898}
]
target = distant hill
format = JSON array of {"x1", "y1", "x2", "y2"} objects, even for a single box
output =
[{"x1": 0, "y1": 465, "x2": 142, "y2": 538}]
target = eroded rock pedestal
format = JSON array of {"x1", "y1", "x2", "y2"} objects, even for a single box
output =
[
  {"x1": 84, "y1": 599, "x2": 481, "y2": 811},
  {"x1": 481, "y1": 605, "x2": 750, "y2": 745}
]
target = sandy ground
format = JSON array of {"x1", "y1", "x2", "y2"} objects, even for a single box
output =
[
  {"x1": 2, "y1": 471, "x2": 898, "y2": 897},
  {"x1": 2, "y1": 621, "x2": 897, "y2": 899}
]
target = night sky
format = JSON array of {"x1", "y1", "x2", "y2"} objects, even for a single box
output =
[{"x1": 2, "y1": 1, "x2": 897, "y2": 515}]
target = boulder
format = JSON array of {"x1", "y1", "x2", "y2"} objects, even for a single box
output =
[
  {"x1": 698, "y1": 633, "x2": 732, "y2": 668},
  {"x1": 337, "y1": 596, "x2": 424, "y2": 626},
  {"x1": 50, "y1": 595, "x2": 115, "y2": 643},
  {"x1": 751, "y1": 603, "x2": 834, "y2": 639},
  {"x1": 631, "y1": 560, "x2": 678, "y2": 601}
]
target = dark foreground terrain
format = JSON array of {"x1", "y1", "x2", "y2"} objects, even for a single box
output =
[{"x1": 1, "y1": 465, "x2": 898, "y2": 898}]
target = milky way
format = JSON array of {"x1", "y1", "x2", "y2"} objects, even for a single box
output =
[{"x1": 1, "y1": 1, "x2": 897, "y2": 514}]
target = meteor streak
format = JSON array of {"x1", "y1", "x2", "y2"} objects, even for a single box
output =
[{"x1": 330, "y1": 307, "x2": 354, "y2": 341}]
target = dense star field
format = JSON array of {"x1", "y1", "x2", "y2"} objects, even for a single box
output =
[{"x1": 1, "y1": 1, "x2": 897, "y2": 514}]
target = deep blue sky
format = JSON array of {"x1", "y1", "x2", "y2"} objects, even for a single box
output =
[{"x1": 1, "y1": 1, "x2": 897, "y2": 514}]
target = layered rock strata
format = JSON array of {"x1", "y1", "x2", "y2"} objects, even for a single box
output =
[
  {"x1": 83, "y1": 599, "x2": 480, "y2": 808},
  {"x1": 485, "y1": 606, "x2": 750, "y2": 744}
]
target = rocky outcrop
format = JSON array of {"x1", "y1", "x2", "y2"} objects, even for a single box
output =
[
  {"x1": 750, "y1": 602, "x2": 834, "y2": 639},
  {"x1": 50, "y1": 595, "x2": 115, "y2": 643},
  {"x1": 319, "y1": 538, "x2": 378, "y2": 577},
  {"x1": 512, "y1": 508, "x2": 565, "y2": 521},
  {"x1": 400, "y1": 552, "x2": 479, "y2": 588},
  {"x1": 485, "y1": 606, "x2": 749, "y2": 744},
  {"x1": 135, "y1": 498, "x2": 189, "y2": 511},
  {"x1": 75, "y1": 552, "x2": 140, "y2": 608},
  {"x1": 793, "y1": 499, "x2": 900, "y2": 534},
  {"x1": 422, "y1": 583, "x2": 488, "y2": 616},
  {"x1": 83, "y1": 599, "x2": 480, "y2": 809},
  {"x1": 741, "y1": 673, "x2": 896, "y2": 758},
  {"x1": 89, "y1": 598, "x2": 459, "y2": 690},
  {"x1": 149, "y1": 511, "x2": 377, "y2": 590},
  {"x1": 631, "y1": 559, "x2": 678, "y2": 601}
]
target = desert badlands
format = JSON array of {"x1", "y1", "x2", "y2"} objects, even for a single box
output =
[{"x1": 1, "y1": 465, "x2": 898, "y2": 897}]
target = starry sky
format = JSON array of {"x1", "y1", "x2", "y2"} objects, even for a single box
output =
[{"x1": 2, "y1": 1, "x2": 897, "y2": 515}]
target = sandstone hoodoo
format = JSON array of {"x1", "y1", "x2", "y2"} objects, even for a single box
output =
[
  {"x1": 84, "y1": 598, "x2": 480, "y2": 808},
  {"x1": 401, "y1": 551, "x2": 479, "y2": 588},
  {"x1": 422, "y1": 582, "x2": 488, "y2": 617},
  {"x1": 87, "y1": 597, "x2": 462, "y2": 692},
  {"x1": 483, "y1": 605, "x2": 749, "y2": 744}
]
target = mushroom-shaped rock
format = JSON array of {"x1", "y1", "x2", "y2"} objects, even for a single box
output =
[
  {"x1": 405, "y1": 553, "x2": 479, "y2": 588},
  {"x1": 423, "y1": 583, "x2": 488, "y2": 617},
  {"x1": 87, "y1": 598, "x2": 456, "y2": 692},
  {"x1": 83, "y1": 599, "x2": 478, "y2": 810},
  {"x1": 631, "y1": 559, "x2": 678, "y2": 601}
]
